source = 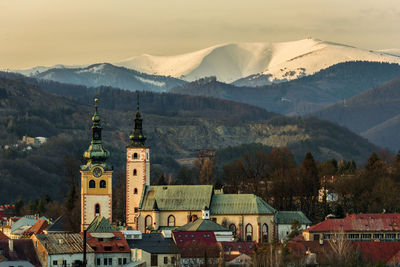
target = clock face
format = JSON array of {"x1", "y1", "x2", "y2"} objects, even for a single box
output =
[{"x1": 93, "y1": 167, "x2": 103, "y2": 178}]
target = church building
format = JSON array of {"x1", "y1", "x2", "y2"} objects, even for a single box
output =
[
  {"x1": 80, "y1": 97, "x2": 286, "y2": 243},
  {"x1": 124, "y1": 100, "x2": 276, "y2": 243}
]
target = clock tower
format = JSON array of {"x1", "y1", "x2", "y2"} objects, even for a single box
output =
[
  {"x1": 126, "y1": 98, "x2": 150, "y2": 229},
  {"x1": 80, "y1": 98, "x2": 113, "y2": 232}
]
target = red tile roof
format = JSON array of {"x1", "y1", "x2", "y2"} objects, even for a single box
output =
[
  {"x1": 172, "y1": 231, "x2": 220, "y2": 258},
  {"x1": 23, "y1": 220, "x2": 49, "y2": 237},
  {"x1": 306, "y1": 213, "x2": 400, "y2": 232},
  {"x1": 0, "y1": 231, "x2": 9, "y2": 240},
  {"x1": 221, "y1": 241, "x2": 256, "y2": 262},
  {"x1": 353, "y1": 242, "x2": 400, "y2": 264},
  {"x1": 86, "y1": 232, "x2": 130, "y2": 253}
]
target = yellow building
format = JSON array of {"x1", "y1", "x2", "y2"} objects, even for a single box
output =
[
  {"x1": 80, "y1": 98, "x2": 113, "y2": 232},
  {"x1": 125, "y1": 102, "x2": 276, "y2": 242}
]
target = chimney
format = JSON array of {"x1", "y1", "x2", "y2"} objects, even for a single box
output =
[{"x1": 9, "y1": 239, "x2": 13, "y2": 252}]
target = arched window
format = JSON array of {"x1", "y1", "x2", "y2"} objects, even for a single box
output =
[
  {"x1": 100, "y1": 180, "x2": 106, "y2": 188},
  {"x1": 245, "y1": 224, "x2": 253, "y2": 241},
  {"x1": 134, "y1": 188, "x2": 138, "y2": 194},
  {"x1": 95, "y1": 204, "x2": 100, "y2": 216},
  {"x1": 133, "y1": 153, "x2": 138, "y2": 159},
  {"x1": 145, "y1": 215, "x2": 152, "y2": 230},
  {"x1": 229, "y1": 224, "x2": 237, "y2": 236},
  {"x1": 89, "y1": 180, "x2": 95, "y2": 188},
  {"x1": 168, "y1": 215, "x2": 175, "y2": 227},
  {"x1": 262, "y1": 223, "x2": 268, "y2": 242},
  {"x1": 133, "y1": 169, "x2": 137, "y2": 176}
]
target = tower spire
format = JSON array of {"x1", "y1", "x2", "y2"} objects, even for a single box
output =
[
  {"x1": 129, "y1": 92, "x2": 146, "y2": 147},
  {"x1": 81, "y1": 97, "x2": 111, "y2": 171}
]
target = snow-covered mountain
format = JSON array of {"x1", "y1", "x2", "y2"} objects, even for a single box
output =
[
  {"x1": 33, "y1": 63, "x2": 186, "y2": 92},
  {"x1": 115, "y1": 38, "x2": 400, "y2": 84}
]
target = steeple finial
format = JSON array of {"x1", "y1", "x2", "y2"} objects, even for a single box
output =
[
  {"x1": 129, "y1": 92, "x2": 146, "y2": 147},
  {"x1": 81, "y1": 96, "x2": 111, "y2": 171}
]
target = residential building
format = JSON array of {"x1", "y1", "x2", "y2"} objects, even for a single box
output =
[
  {"x1": 86, "y1": 216, "x2": 131, "y2": 267},
  {"x1": 128, "y1": 233, "x2": 180, "y2": 267},
  {"x1": 220, "y1": 241, "x2": 255, "y2": 266},
  {"x1": 31, "y1": 233, "x2": 95, "y2": 267},
  {"x1": 274, "y1": 211, "x2": 311, "y2": 241},
  {"x1": 302, "y1": 213, "x2": 400, "y2": 241},
  {"x1": 0, "y1": 239, "x2": 40, "y2": 267}
]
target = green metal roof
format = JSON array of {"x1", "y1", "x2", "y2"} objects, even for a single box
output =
[
  {"x1": 86, "y1": 216, "x2": 116, "y2": 233},
  {"x1": 140, "y1": 185, "x2": 213, "y2": 211},
  {"x1": 210, "y1": 194, "x2": 276, "y2": 215},
  {"x1": 176, "y1": 218, "x2": 229, "y2": 232},
  {"x1": 274, "y1": 211, "x2": 312, "y2": 225}
]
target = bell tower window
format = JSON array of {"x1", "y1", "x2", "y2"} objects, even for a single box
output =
[
  {"x1": 133, "y1": 153, "x2": 138, "y2": 159},
  {"x1": 95, "y1": 204, "x2": 100, "y2": 216},
  {"x1": 89, "y1": 180, "x2": 95, "y2": 188},
  {"x1": 133, "y1": 169, "x2": 137, "y2": 176},
  {"x1": 134, "y1": 188, "x2": 138, "y2": 194},
  {"x1": 100, "y1": 180, "x2": 106, "y2": 188}
]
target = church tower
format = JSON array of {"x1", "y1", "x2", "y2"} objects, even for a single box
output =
[
  {"x1": 80, "y1": 98, "x2": 113, "y2": 232},
  {"x1": 126, "y1": 98, "x2": 150, "y2": 229}
]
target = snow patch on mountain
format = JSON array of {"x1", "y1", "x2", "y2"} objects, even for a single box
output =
[{"x1": 115, "y1": 38, "x2": 400, "y2": 83}]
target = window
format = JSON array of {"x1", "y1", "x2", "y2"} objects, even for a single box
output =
[
  {"x1": 386, "y1": 233, "x2": 396, "y2": 240},
  {"x1": 245, "y1": 224, "x2": 253, "y2": 241},
  {"x1": 171, "y1": 257, "x2": 176, "y2": 264},
  {"x1": 262, "y1": 223, "x2": 268, "y2": 242},
  {"x1": 95, "y1": 204, "x2": 100, "y2": 215},
  {"x1": 104, "y1": 246, "x2": 112, "y2": 251},
  {"x1": 348, "y1": 234, "x2": 360, "y2": 240},
  {"x1": 323, "y1": 234, "x2": 331, "y2": 240},
  {"x1": 62, "y1": 260, "x2": 66, "y2": 267},
  {"x1": 313, "y1": 234, "x2": 320, "y2": 241},
  {"x1": 104, "y1": 258, "x2": 107, "y2": 265},
  {"x1": 118, "y1": 258, "x2": 122, "y2": 265},
  {"x1": 168, "y1": 215, "x2": 175, "y2": 226},
  {"x1": 151, "y1": 254, "x2": 158, "y2": 266},
  {"x1": 361, "y1": 234, "x2": 371, "y2": 240},
  {"x1": 97, "y1": 258, "x2": 101, "y2": 265},
  {"x1": 100, "y1": 180, "x2": 106, "y2": 188},
  {"x1": 123, "y1": 258, "x2": 127, "y2": 264},
  {"x1": 134, "y1": 207, "x2": 138, "y2": 212},
  {"x1": 89, "y1": 180, "x2": 95, "y2": 188},
  {"x1": 108, "y1": 258, "x2": 112, "y2": 265},
  {"x1": 164, "y1": 257, "x2": 168, "y2": 264},
  {"x1": 133, "y1": 169, "x2": 137, "y2": 176},
  {"x1": 53, "y1": 260, "x2": 57, "y2": 266},
  {"x1": 145, "y1": 215, "x2": 153, "y2": 230},
  {"x1": 134, "y1": 188, "x2": 138, "y2": 194},
  {"x1": 229, "y1": 224, "x2": 236, "y2": 236},
  {"x1": 133, "y1": 153, "x2": 138, "y2": 159},
  {"x1": 374, "y1": 234, "x2": 384, "y2": 240}
]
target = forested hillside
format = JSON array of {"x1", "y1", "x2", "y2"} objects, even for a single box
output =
[
  {"x1": 171, "y1": 62, "x2": 400, "y2": 115},
  {"x1": 313, "y1": 77, "x2": 400, "y2": 150},
  {"x1": 0, "y1": 75, "x2": 380, "y2": 203}
]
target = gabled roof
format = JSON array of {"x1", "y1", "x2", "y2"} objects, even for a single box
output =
[
  {"x1": 127, "y1": 233, "x2": 179, "y2": 254},
  {"x1": 176, "y1": 218, "x2": 229, "y2": 232},
  {"x1": 305, "y1": 213, "x2": 400, "y2": 232},
  {"x1": 172, "y1": 231, "x2": 220, "y2": 258},
  {"x1": 210, "y1": 194, "x2": 276, "y2": 215},
  {"x1": 275, "y1": 211, "x2": 312, "y2": 225},
  {"x1": 46, "y1": 215, "x2": 71, "y2": 233},
  {"x1": 86, "y1": 216, "x2": 116, "y2": 233},
  {"x1": 86, "y1": 232, "x2": 130, "y2": 253},
  {"x1": 140, "y1": 185, "x2": 213, "y2": 211},
  {"x1": 23, "y1": 220, "x2": 49, "y2": 236},
  {"x1": 35, "y1": 233, "x2": 94, "y2": 255},
  {"x1": 11, "y1": 216, "x2": 38, "y2": 233},
  {"x1": 0, "y1": 239, "x2": 40, "y2": 266}
]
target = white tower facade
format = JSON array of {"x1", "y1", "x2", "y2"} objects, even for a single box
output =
[{"x1": 126, "y1": 102, "x2": 150, "y2": 229}]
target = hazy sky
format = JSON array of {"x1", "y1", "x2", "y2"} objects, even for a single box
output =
[{"x1": 1, "y1": 0, "x2": 400, "y2": 69}]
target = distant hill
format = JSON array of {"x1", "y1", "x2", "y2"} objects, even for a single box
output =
[
  {"x1": 114, "y1": 38, "x2": 400, "y2": 84},
  {"x1": 312, "y1": 77, "x2": 400, "y2": 150},
  {"x1": 0, "y1": 75, "x2": 380, "y2": 202},
  {"x1": 32, "y1": 63, "x2": 186, "y2": 92},
  {"x1": 171, "y1": 62, "x2": 400, "y2": 115}
]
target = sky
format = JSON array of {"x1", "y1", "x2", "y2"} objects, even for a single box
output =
[{"x1": 1, "y1": 0, "x2": 400, "y2": 69}]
